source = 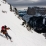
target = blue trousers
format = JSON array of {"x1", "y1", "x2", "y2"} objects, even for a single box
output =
[{"x1": 5, "y1": 33, "x2": 11, "y2": 40}]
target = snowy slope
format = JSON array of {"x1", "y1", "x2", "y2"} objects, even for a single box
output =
[{"x1": 0, "y1": 0, "x2": 46, "y2": 46}]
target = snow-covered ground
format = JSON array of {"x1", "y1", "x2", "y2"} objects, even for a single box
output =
[{"x1": 0, "y1": 0, "x2": 46, "y2": 46}]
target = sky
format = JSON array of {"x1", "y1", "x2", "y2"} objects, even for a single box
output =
[{"x1": 6, "y1": 0, "x2": 46, "y2": 7}]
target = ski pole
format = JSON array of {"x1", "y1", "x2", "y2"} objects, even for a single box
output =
[{"x1": 10, "y1": 29, "x2": 16, "y2": 35}]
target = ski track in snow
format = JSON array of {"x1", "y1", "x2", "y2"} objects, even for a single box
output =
[{"x1": 0, "y1": 0, "x2": 46, "y2": 46}]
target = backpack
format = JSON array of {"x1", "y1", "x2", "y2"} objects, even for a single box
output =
[
  {"x1": 1, "y1": 26, "x2": 5, "y2": 30},
  {"x1": 1, "y1": 26, "x2": 7, "y2": 34}
]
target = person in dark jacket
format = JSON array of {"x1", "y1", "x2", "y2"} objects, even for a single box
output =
[{"x1": 1, "y1": 25, "x2": 12, "y2": 41}]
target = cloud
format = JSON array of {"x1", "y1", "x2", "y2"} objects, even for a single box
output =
[
  {"x1": 6, "y1": 0, "x2": 39, "y2": 4},
  {"x1": 6, "y1": 0, "x2": 46, "y2": 6}
]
